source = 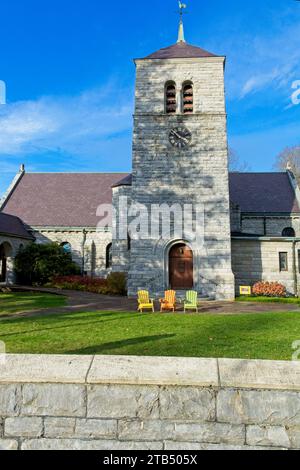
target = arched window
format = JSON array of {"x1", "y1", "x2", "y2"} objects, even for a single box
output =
[
  {"x1": 61, "y1": 242, "x2": 72, "y2": 254},
  {"x1": 165, "y1": 82, "x2": 176, "y2": 114},
  {"x1": 182, "y1": 81, "x2": 193, "y2": 114},
  {"x1": 106, "y1": 243, "x2": 112, "y2": 269},
  {"x1": 282, "y1": 227, "x2": 296, "y2": 237}
]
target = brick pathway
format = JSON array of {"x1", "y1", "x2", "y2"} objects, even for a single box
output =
[{"x1": 9, "y1": 286, "x2": 300, "y2": 317}]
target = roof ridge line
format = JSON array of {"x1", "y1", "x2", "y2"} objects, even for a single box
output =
[{"x1": 0, "y1": 166, "x2": 25, "y2": 212}]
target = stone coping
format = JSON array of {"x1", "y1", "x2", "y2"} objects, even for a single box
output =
[{"x1": 0, "y1": 355, "x2": 300, "y2": 390}]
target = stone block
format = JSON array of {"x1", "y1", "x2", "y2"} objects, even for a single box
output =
[
  {"x1": 219, "y1": 359, "x2": 300, "y2": 391},
  {"x1": 87, "y1": 385, "x2": 159, "y2": 419},
  {"x1": 160, "y1": 387, "x2": 215, "y2": 421},
  {"x1": 0, "y1": 385, "x2": 20, "y2": 416},
  {"x1": 286, "y1": 426, "x2": 300, "y2": 449},
  {"x1": 44, "y1": 418, "x2": 76, "y2": 438},
  {"x1": 0, "y1": 354, "x2": 93, "y2": 384},
  {"x1": 173, "y1": 422, "x2": 245, "y2": 445},
  {"x1": 5, "y1": 417, "x2": 43, "y2": 438},
  {"x1": 217, "y1": 389, "x2": 300, "y2": 426},
  {"x1": 75, "y1": 419, "x2": 117, "y2": 439},
  {"x1": 0, "y1": 439, "x2": 18, "y2": 450},
  {"x1": 118, "y1": 419, "x2": 174, "y2": 441},
  {"x1": 88, "y1": 356, "x2": 219, "y2": 387},
  {"x1": 246, "y1": 425, "x2": 290, "y2": 448},
  {"x1": 164, "y1": 441, "x2": 285, "y2": 451},
  {"x1": 21, "y1": 439, "x2": 163, "y2": 450},
  {"x1": 21, "y1": 384, "x2": 86, "y2": 417}
]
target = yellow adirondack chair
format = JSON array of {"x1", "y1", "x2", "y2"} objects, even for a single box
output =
[
  {"x1": 137, "y1": 290, "x2": 155, "y2": 312},
  {"x1": 184, "y1": 290, "x2": 198, "y2": 313},
  {"x1": 160, "y1": 290, "x2": 176, "y2": 312}
]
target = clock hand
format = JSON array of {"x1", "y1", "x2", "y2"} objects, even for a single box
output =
[
  {"x1": 171, "y1": 130, "x2": 188, "y2": 143},
  {"x1": 170, "y1": 130, "x2": 181, "y2": 139}
]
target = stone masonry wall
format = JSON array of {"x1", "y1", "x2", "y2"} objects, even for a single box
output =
[
  {"x1": 241, "y1": 215, "x2": 300, "y2": 236},
  {"x1": 33, "y1": 229, "x2": 112, "y2": 277},
  {"x1": 232, "y1": 239, "x2": 300, "y2": 295},
  {"x1": 0, "y1": 355, "x2": 300, "y2": 450}
]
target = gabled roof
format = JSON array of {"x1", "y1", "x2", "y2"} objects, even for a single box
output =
[
  {"x1": 115, "y1": 172, "x2": 300, "y2": 214},
  {"x1": 0, "y1": 213, "x2": 34, "y2": 240},
  {"x1": 229, "y1": 172, "x2": 300, "y2": 214},
  {"x1": 142, "y1": 42, "x2": 218, "y2": 60},
  {"x1": 1, "y1": 171, "x2": 299, "y2": 230},
  {"x1": 1, "y1": 173, "x2": 128, "y2": 228}
]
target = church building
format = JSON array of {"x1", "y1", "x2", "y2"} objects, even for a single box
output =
[{"x1": 1, "y1": 17, "x2": 300, "y2": 300}]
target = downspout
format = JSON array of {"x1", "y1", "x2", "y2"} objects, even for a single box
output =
[
  {"x1": 293, "y1": 240, "x2": 298, "y2": 297},
  {"x1": 82, "y1": 229, "x2": 87, "y2": 275}
]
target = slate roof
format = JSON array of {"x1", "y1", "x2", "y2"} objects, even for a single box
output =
[
  {"x1": 1, "y1": 173, "x2": 128, "y2": 228},
  {"x1": 114, "y1": 172, "x2": 300, "y2": 214},
  {"x1": 229, "y1": 173, "x2": 300, "y2": 214},
  {"x1": 0, "y1": 213, "x2": 34, "y2": 240},
  {"x1": 1, "y1": 171, "x2": 299, "y2": 229},
  {"x1": 143, "y1": 42, "x2": 218, "y2": 60}
]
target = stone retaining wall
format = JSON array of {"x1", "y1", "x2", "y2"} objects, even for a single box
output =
[{"x1": 0, "y1": 355, "x2": 300, "y2": 450}]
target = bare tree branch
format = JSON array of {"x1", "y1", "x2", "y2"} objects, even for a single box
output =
[
  {"x1": 274, "y1": 145, "x2": 300, "y2": 175},
  {"x1": 228, "y1": 148, "x2": 251, "y2": 172}
]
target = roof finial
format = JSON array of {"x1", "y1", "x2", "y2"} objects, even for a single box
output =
[{"x1": 177, "y1": 1, "x2": 187, "y2": 43}]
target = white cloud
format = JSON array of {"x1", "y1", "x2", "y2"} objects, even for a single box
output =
[
  {"x1": 206, "y1": 13, "x2": 300, "y2": 102},
  {"x1": 0, "y1": 83, "x2": 133, "y2": 158}
]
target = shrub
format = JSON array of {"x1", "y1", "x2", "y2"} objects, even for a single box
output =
[
  {"x1": 252, "y1": 281, "x2": 286, "y2": 298},
  {"x1": 50, "y1": 272, "x2": 127, "y2": 296},
  {"x1": 14, "y1": 243, "x2": 80, "y2": 286},
  {"x1": 107, "y1": 272, "x2": 127, "y2": 296}
]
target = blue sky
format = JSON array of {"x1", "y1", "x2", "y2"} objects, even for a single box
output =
[{"x1": 1, "y1": 0, "x2": 300, "y2": 194}]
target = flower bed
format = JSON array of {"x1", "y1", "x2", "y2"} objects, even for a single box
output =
[
  {"x1": 252, "y1": 281, "x2": 286, "y2": 298},
  {"x1": 49, "y1": 272, "x2": 127, "y2": 296}
]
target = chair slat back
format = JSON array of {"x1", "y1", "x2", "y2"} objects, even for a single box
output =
[
  {"x1": 186, "y1": 290, "x2": 197, "y2": 305},
  {"x1": 165, "y1": 290, "x2": 176, "y2": 304},
  {"x1": 138, "y1": 290, "x2": 150, "y2": 304}
]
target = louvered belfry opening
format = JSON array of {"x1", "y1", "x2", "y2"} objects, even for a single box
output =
[
  {"x1": 183, "y1": 82, "x2": 193, "y2": 114},
  {"x1": 165, "y1": 82, "x2": 176, "y2": 114}
]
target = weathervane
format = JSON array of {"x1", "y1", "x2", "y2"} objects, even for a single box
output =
[
  {"x1": 177, "y1": 2, "x2": 187, "y2": 43},
  {"x1": 178, "y1": 1, "x2": 187, "y2": 19}
]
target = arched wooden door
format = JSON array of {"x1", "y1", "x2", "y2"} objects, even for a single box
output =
[{"x1": 169, "y1": 243, "x2": 193, "y2": 289}]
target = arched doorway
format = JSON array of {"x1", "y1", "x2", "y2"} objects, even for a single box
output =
[
  {"x1": 0, "y1": 242, "x2": 12, "y2": 283},
  {"x1": 169, "y1": 243, "x2": 193, "y2": 289}
]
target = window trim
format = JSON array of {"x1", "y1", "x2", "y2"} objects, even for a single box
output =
[
  {"x1": 165, "y1": 81, "x2": 177, "y2": 114},
  {"x1": 182, "y1": 81, "x2": 194, "y2": 114},
  {"x1": 279, "y1": 252, "x2": 288, "y2": 272},
  {"x1": 282, "y1": 227, "x2": 296, "y2": 237},
  {"x1": 106, "y1": 243, "x2": 112, "y2": 270}
]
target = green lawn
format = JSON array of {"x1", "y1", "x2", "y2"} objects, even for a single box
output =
[
  {"x1": 0, "y1": 292, "x2": 66, "y2": 315},
  {"x1": 0, "y1": 308, "x2": 299, "y2": 360}
]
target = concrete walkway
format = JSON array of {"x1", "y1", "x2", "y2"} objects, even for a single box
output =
[{"x1": 8, "y1": 286, "x2": 300, "y2": 317}]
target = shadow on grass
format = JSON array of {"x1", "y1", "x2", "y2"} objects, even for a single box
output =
[{"x1": 66, "y1": 334, "x2": 176, "y2": 355}]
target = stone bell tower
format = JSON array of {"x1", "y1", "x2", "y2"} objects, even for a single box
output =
[{"x1": 114, "y1": 5, "x2": 235, "y2": 300}]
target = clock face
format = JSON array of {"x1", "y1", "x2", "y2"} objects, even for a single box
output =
[{"x1": 169, "y1": 127, "x2": 192, "y2": 149}]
